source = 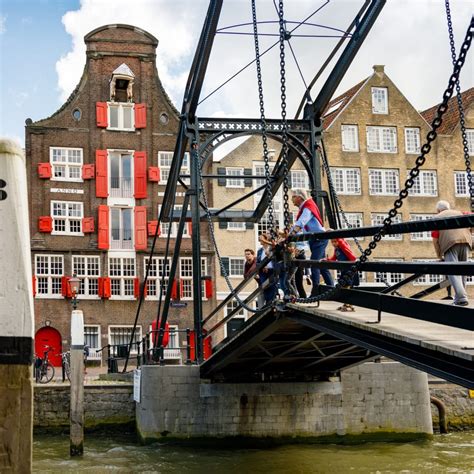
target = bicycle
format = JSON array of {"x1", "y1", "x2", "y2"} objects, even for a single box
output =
[
  {"x1": 61, "y1": 351, "x2": 71, "y2": 382},
  {"x1": 34, "y1": 346, "x2": 55, "y2": 384}
]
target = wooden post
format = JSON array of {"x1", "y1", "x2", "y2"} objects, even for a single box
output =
[
  {"x1": 0, "y1": 139, "x2": 34, "y2": 472},
  {"x1": 70, "y1": 309, "x2": 84, "y2": 456}
]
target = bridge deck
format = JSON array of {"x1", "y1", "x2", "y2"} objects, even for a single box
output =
[{"x1": 201, "y1": 300, "x2": 473, "y2": 388}]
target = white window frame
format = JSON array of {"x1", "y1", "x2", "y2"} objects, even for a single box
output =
[
  {"x1": 454, "y1": 171, "x2": 471, "y2": 197},
  {"x1": 366, "y1": 126, "x2": 397, "y2": 153},
  {"x1": 180, "y1": 257, "x2": 194, "y2": 300},
  {"x1": 224, "y1": 300, "x2": 248, "y2": 339},
  {"x1": 51, "y1": 200, "x2": 83, "y2": 235},
  {"x1": 84, "y1": 325, "x2": 101, "y2": 351},
  {"x1": 109, "y1": 150, "x2": 134, "y2": 198},
  {"x1": 290, "y1": 170, "x2": 309, "y2": 189},
  {"x1": 228, "y1": 257, "x2": 245, "y2": 278},
  {"x1": 50, "y1": 147, "x2": 83, "y2": 182},
  {"x1": 110, "y1": 207, "x2": 134, "y2": 250},
  {"x1": 341, "y1": 124, "x2": 359, "y2": 152},
  {"x1": 369, "y1": 169, "x2": 400, "y2": 196},
  {"x1": 158, "y1": 205, "x2": 190, "y2": 239},
  {"x1": 371, "y1": 213, "x2": 402, "y2": 240},
  {"x1": 408, "y1": 170, "x2": 438, "y2": 196},
  {"x1": 108, "y1": 257, "x2": 136, "y2": 300},
  {"x1": 35, "y1": 254, "x2": 64, "y2": 299},
  {"x1": 107, "y1": 102, "x2": 135, "y2": 131},
  {"x1": 226, "y1": 167, "x2": 244, "y2": 188},
  {"x1": 227, "y1": 222, "x2": 246, "y2": 231},
  {"x1": 158, "y1": 151, "x2": 190, "y2": 185},
  {"x1": 404, "y1": 127, "x2": 421, "y2": 154},
  {"x1": 410, "y1": 214, "x2": 436, "y2": 241},
  {"x1": 466, "y1": 260, "x2": 474, "y2": 286},
  {"x1": 72, "y1": 255, "x2": 100, "y2": 299},
  {"x1": 108, "y1": 325, "x2": 142, "y2": 354},
  {"x1": 371, "y1": 87, "x2": 388, "y2": 114},
  {"x1": 338, "y1": 212, "x2": 364, "y2": 241},
  {"x1": 330, "y1": 167, "x2": 361, "y2": 195},
  {"x1": 144, "y1": 256, "x2": 170, "y2": 300},
  {"x1": 412, "y1": 259, "x2": 444, "y2": 286},
  {"x1": 467, "y1": 129, "x2": 474, "y2": 156},
  {"x1": 374, "y1": 258, "x2": 404, "y2": 285}
]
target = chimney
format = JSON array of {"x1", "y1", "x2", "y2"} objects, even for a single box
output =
[{"x1": 373, "y1": 65, "x2": 385, "y2": 75}]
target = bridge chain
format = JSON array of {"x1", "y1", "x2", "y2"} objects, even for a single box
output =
[
  {"x1": 445, "y1": 0, "x2": 474, "y2": 212},
  {"x1": 293, "y1": 15, "x2": 474, "y2": 304}
]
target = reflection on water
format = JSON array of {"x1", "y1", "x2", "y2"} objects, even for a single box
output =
[{"x1": 33, "y1": 432, "x2": 474, "y2": 473}]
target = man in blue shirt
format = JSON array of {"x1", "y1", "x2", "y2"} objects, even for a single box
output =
[{"x1": 289, "y1": 189, "x2": 334, "y2": 296}]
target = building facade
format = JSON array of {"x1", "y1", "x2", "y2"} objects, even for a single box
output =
[{"x1": 26, "y1": 24, "x2": 215, "y2": 366}]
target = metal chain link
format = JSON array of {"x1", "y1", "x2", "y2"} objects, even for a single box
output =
[
  {"x1": 252, "y1": 0, "x2": 276, "y2": 239},
  {"x1": 294, "y1": 16, "x2": 473, "y2": 304},
  {"x1": 445, "y1": 0, "x2": 474, "y2": 212},
  {"x1": 278, "y1": 0, "x2": 291, "y2": 233}
]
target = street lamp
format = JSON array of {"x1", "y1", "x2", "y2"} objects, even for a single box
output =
[{"x1": 69, "y1": 274, "x2": 80, "y2": 310}]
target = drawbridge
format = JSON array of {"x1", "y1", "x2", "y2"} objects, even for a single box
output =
[{"x1": 124, "y1": 0, "x2": 474, "y2": 389}]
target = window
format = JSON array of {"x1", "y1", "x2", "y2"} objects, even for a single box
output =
[
  {"x1": 466, "y1": 260, "x2": 474, "y2": 285},
  {"x1": 410, "y1": 214, "x2": 436, "y2": 241},
  {"x1": 227, "y1": 222, "x2": 246, "y2": 231},
  {"x1": 254, "y1": 163, "x2": 284, "y2": 228},
  {"x1": 290, "y1": 170, "x2": 309, "y2": 189},
  {"x1": 165, "y1": 325, "x2": 181, "y2": 360},
  {"x1": 51, "y1": 201, "x2": 83, "y2": 235},
  {"x1": 110, "y1": 152, "x2": 133, "y2": 198},
  {"x1": 369, "y1": 169, "x2": 399, "y2": 195},
  {"x1": 371, "y1": 213, "x2": 402, "y2": 240},
  {"x1": 412, "y1": 259, "x2": 443, "y2": 286},
  {"x1": 144, "y1": 257, "x2": 170, "y2": 298},
  {"x1": 225, "y1": 301, "x2": 248, "y2": 338},
  {"x1": 454, "y1": 171, "x2": 471, "y2": 196},
  {"x1": 109, "y1": 257, "x2": 136, "y2": 298},
  {"x1": 108, "y1": 102, "x2": 134, "y2": 131},
  {"x1": 408, "y1": 170, "x2": 437, "y2": 196},
  {"x1": 72, "y1": 256, "x2": 100, "y2": 297},
  {"x1": 226, "y1": 168, "x2": 244, "y2": 188},
  {"x1": 467, "y1": 129, "x2": 474, "y2": 155},
  {"x1": 158, "y1": 152, "x2": 190, "y2": 185},
  {"x1": 159, "y1": 205, "x2": 190, "y2": 238},
  {"x1": 84, "y1": 325, "x2": 100, "y2": 350},
  {"x1": 35, "y1": 254, "x2": 63, "y2": 297},
  {"x1": 228, "y1": 258, "x2": 245, "y2": 277},
  {"x1": 366, "y1": 126, "x2": 397, "y2": 153},
  {"x1": 110, "y1": 207, "x2": 133, "y2": 249},
  {"x1": 341, "y1": 125, "x2": 359, "y2": 152},
  {"x1": 336, "y1": 270, "x2": 366, "y2": 286},
  {"x1": 180, "y1": 257, "x2": 193, "y2": 299},
  {"x1": 330, "y1": 167, "x2": 361, "y2": 195},
  {"x1": 109, "y1": 326, "x2": 142, "y2": 354},
  {"x1": 404, "y1": 128, "x2": 421, "y2": 154},
  {"x1": 50, "y1": 147, "x2": 83, "y2": 182},
  {"x1": 375, "y1": 259, "x2": 403, "y2": 285},
  {"x1": 371, "y1": 87, "x2": 388, "y2": 114},
  {"x1": 338, "y1": 212, "x2": 364, "y2": 240}
]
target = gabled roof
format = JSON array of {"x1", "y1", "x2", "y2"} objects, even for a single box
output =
[
  {"x1": 113, "y1": 63, "x2": 135, "y2": 77},
  {"x1": 321, "y1": 77, "x2": 369, "y2": 129},
  {"x1": 420, "y1": 87, "x2": 474, "y2": 135}
]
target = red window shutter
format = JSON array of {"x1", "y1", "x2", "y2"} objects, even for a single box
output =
[
  {"x1": 147, "y1": 220, "x2": 159, "y2": 237},
  {"x1": 82, "y1": 164, "x2": 95, "y2": 180},
  {"x1": 187, "y1": 222, "x2": 193, "y2": 236},
  {"x1": 96, "y1": 102, "x2": 108, "y2": 128},
  {"x1": 32, "y1": 276, "x2": 36, "y2": 297},
  {"x1": 134, "y1": 206, "x2": 147, "y2": 250},
  {"x1": 134, "y1": 278, "x2": 141, "y2": 298},
  {"x1": 38, "y1": 216, "x2": 52, "y2": 233},
  {"x1": 95, "y1": 150, "x2": 108, "y2": 197},
  {"x1": 134, "y1": 103, "x2": 147, "y2": 129},
  {"x1": 82, "y1": 217, "x2": 95, "y2": 233},
  {"x1": 171, "y1": 279, "x2": 179, "y2": 300},
  {"x1": 97, "y1": 205, "x2": 109, "y2": 250},
  {"x1": 134, "y1": 151, "x2": 147, "y2": 199},
  {"x1": 98, "y1": 277, "x2": 111, "y2": 299},
  {"x1": 38, "y1": 163, "x2": 52, "y2": 179},
  {"x1": 205, "y1": 278, "x2": 213, "y2": 299},
  {"x1": 61, "y1": 276, "x2": 72, "y2": 298},
  {"x1": 148, "y1": 166, "x2": 160, "y2": 182}
]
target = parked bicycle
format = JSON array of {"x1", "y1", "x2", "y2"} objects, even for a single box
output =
[
  {"x1": 61, "y1": 351, "x2": 71, "y2": 382},
  {"x1": 34, "y1": 346, "x2": 55, "y2": 384}
]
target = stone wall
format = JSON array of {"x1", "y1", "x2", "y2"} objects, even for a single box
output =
[
  {"x1": 34, "y1": 384, "x2": 134, "y2": 430},
  {"x1": 136, "y1": 362, "x2": 432, "y2": 442},
  {"x1": 430, "y1": 384, "x2": 474, "y2": 431}
]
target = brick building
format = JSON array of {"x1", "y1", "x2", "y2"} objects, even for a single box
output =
[{"x1": 26, "y1": 24, "x2": 215, "y2": 366}]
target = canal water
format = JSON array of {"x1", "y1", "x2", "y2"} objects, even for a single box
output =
[{"x1": 33, "y1": 432, "x2": 474, "y2": 473}]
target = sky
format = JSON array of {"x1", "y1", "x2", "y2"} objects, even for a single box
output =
[{"x1": 0, "y1": 0, "x2": 473, "y2": 147}]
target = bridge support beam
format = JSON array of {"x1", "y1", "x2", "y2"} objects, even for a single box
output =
[{"x1": 136, "y1": 362, "x2": 432, "y2": 443}]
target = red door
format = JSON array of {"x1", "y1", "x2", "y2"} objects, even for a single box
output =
[{"x1": 35, "y1": 327, "x2": 62, "y2": 367}]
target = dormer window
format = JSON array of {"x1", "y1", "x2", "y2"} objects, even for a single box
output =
[{"x1": 110, "y1": 63, "x2": 135, "y2": 102}]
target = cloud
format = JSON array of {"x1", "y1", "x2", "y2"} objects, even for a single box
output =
[
  {"x1": 56, "y1": 0, "x2": 473, "y2": 116},
  {"x1": 0, "y1": 15, "x2": 6, "y2": 34}
]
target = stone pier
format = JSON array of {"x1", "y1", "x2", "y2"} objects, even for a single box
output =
[{"x1": 136, "y1": 362, "x2": 433, "y2": 442}]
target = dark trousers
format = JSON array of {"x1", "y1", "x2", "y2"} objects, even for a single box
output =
[{"x1": 294, "y1": 252, "x2": 306, "y2": 298}]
